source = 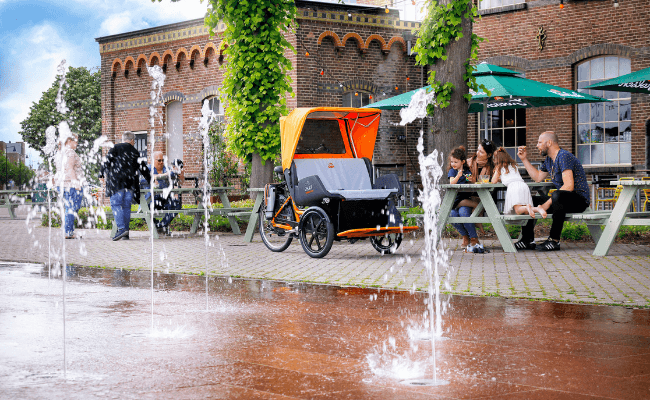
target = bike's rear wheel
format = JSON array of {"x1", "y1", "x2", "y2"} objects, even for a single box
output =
[{"x1": 259, "y1": 203, "x2": 293, "y2": 252}]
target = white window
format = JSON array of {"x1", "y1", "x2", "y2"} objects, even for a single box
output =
[
  {"x1": 342, "y1": 91, "x2": 373, "y2": 108},
  {"x1": 132, "y1": 131, "x2": 148, "y2": 158},
  {"x1": 166, "y1": 101, "x2": 183, "y2": 164},
  {"x1": 479, "y1": 0, "x2": 525, "y2": 10},
  {"x1": 576, "y1": 56, "x2": 631, "y2": 165},
  {"x1": 478, "y1": 68, "x2": 526, "y2": 163},
  {"x1": 204, "y1": 96, "x2": 224, "y2": 122}
]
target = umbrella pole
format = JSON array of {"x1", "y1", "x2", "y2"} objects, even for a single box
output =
[{"x1": 483, "y1": 101, "x2": 488, "y2": 141}]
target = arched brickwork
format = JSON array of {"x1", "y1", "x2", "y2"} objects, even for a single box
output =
[
  {"x1": 342, "y1": 32, "x2": 364, "y2": 51},
  {"x1": 161, "y1": 50, "x2": 174, "y2": 65},
  {"x1": 204, "y1": 42, "x2": 217, "y2": 59},
  {"x1": 189, "y1": 45, "x2": 202, "y2": 60},
  {"x1": 163, "y1": 90, "x2": 186, "y2": 104},
  {"x1": 111, "y1": 58, "x2": 123, "y2": 73},
  {"x1": 136, "y1": 54, "x2": 147, "y2": 69},
  {"x1": 149, "y1": 52, "x2": 161, "y2": 66},
  {"x1": 386, "y1": 36, "x2": 407, "y2": 53},
  {"x1": 568, "y1": 44, "x2": 634, "y2": 66},
  {"x1": 365, "y1": 34, "x2": 387, "y2": 52},
  {"x1": 175, "y1": 47, "x2": 189, "y2": 64},
  {"x1": 317, "y1": 31, "x2": 342, "y2": 48},
  {"x1": 124, "y1": 56, "x2": 135, "y2": 69}
]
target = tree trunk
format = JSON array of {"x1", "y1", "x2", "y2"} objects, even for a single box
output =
[
  {"x1": 427, "y1": 1, "x2": 473, "y2": 180},
  {"x1": 250, "y1": 152, "x2": 274, "y2": 189}
]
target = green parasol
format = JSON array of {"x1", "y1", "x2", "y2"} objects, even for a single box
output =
[
  {"x1": 584, "y1": 66, "x2": 650, "y2": 94},
  {"x1": 366, "y1": 63, "x2": 609, "y2": 139}
]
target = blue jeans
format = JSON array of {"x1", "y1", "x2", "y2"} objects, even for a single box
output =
[
  {"x1": 450, "y1": 206, "x2": 477, "y2": 239},
  {"x1": 60, "y1": 187, "x2": 83, "y2": 236},
  {"x1": 110, "y1": 189, "x2": 134, "y2": 232},
  {"x1": 150, "y1": 194, "x2": 180, "y2": 228}
]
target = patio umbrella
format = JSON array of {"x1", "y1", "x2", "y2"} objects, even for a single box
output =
[
  {"x1": 584, "y1": 66, "x2": 650, "y2": 94},
  {"x1": 366, "y1": 63, "x2": 609, "y2": 139}
]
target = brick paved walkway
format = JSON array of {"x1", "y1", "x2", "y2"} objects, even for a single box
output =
[{"x1": 1, "y1": 207, "x2": 649, "y2": 307}]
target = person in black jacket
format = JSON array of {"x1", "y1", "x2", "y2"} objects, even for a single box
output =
[{"x1": 100, "y1": 132, "x2": 151, "y2": 241}]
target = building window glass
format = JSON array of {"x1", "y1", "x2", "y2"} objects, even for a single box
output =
[
  {"x1": 478, "y1": 68, "x2": 526, "y2": 163},
  {"x1": 479, "y1": 0, "x2": 525, "y2": 10},
  {"x1": 342, "y1": 91, "x2": 372, "y2": 108},
  {"x1": 166, "y1": 101, "x2": 183, "y2": 164},
  {"x1": 133, "y1": 131, "x2": 148, "y2": 159},
  {"x1": 204, "y1": 96, "x2": 224, "y2": 122},
  {"x1": 576, "y1": 56, "x2": 631, "y2": 165}
]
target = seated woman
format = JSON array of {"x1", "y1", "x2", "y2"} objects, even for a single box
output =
[{"x1": 139, "y1": 151, "x2": 183, "y2": 235}]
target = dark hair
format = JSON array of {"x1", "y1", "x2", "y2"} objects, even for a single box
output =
[
  {"x1": 448, "y1": 145, "x2": 467, "y2": 171},
  {"x1": 480, "y1": 139, "x2": 496, "y2": 156},
  {"x1": 493, "y1": 147, "x2": 517, "y2": 173}
]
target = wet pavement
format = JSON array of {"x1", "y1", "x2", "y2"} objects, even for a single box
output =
[
  {"x1": 1, "y1": 209, "x2": 649, "y2": 307},
  {"x1": 1, "y1": 263, "x2": 649, "y2": 399}
]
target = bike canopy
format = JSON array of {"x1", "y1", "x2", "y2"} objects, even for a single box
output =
[{"x1": 280, "y1": 107, "x2": 382, "y2": 170}]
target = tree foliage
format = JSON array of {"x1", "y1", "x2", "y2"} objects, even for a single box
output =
[
  {"x1": 203, "y1": 0, "x2": 296, "y2": 163},
  {"x1": 19, "y1": 66, "x2": 101, "y2": 158},
  {"x1": 412, "y1": 0, "x2": 486, "y2": 114},
  {"x1": 0, "y1": 154, "x2": 35, "y2": 187}
]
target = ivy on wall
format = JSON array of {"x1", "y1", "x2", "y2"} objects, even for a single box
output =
[
  {"x1": 412, "y1": 0, "x2": 487, "y2": 114},
  {"x1": 203, "y1": 0, "x2": 297, "y2": 163}
]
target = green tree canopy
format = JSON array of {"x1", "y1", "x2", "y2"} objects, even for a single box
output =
[
  {"x1": 0, "y1": 154, "x2": 35, "y2": 188},
  {"x1": 19, "y1": 66, "x2": 101, "y2": 158}
]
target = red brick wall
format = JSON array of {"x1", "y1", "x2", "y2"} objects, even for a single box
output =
[
  {"x1": 99, "y1": 7, "x2": 425, "y2": 185},
  {"x1": 472, "y1": 0, "x2": 650, "y2": 176}
]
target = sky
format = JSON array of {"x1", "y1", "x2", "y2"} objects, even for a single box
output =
[
  {"x1": 0, "y1": 0, "x2": 422, "y2": 168},
  {"x1": 0, "y1": 0, "x2": 207, "y2": 167}
]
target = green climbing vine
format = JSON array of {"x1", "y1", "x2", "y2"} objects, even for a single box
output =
[
  {"x1": 412, "y1": 0, "x2": 487, "y2": 114},
  {"x1": 203, "y1": 0, "x2": 297, "y2": 163}
]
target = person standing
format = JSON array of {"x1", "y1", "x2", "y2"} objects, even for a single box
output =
[
  {"x1": 100, "y1": 132, "x2": 150, "y2": 241},
  {"x1": 516, "y1": 131, "x2": 590, "y2": 251},
  {"x1": 56, "y1": 130, "x2": 84, "y2": 239}
]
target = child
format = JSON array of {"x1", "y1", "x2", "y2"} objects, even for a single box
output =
[
  {"x1": 491, "y1": 147, "x2": 546, "y2": 219},
  {"x1": 447, "y1": 146, "x2": 484, "y2": 253}
]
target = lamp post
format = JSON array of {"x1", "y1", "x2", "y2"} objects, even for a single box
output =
[{"x1": 4, "y1": 141, "x2": 8, "y2": 190}]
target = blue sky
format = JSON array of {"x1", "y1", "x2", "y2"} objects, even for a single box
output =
[{"x1": 0, "y1": 0, "x2": 206, "y2": 166}]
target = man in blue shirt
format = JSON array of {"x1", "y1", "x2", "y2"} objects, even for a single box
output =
[
  {"x1": 516, "y1": 131, "x2": 590, "y2": 251},
  {"x1": 140, "y1": 151, "x2": 182, "y2": 235}
]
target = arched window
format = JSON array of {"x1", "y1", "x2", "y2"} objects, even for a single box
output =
[
  {"x1": 576, "y1": 56, "x2": 631, "y2": 165},
  {"x1": 478, "y1": 68, "x2": 526, "y2": 163},
  {"x1": 166, "y1": 101, "x2": 183, "y2": 164},
  {"x1": 342, "y1": 91, "x2": 373, "y2": 108},
  {"x1": 204, "y1": 96, "x2": 224, "y2": 122}
]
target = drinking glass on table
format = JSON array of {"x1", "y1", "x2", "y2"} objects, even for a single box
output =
[{"x1": 479, "y1": 175, "x2": 490, "y2": 184}]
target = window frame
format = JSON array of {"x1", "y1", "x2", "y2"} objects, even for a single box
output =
[
  {"x1": 575, "y1": 56, "x2": 632, "y2": 166},
  {"x1": 342, "y1": 91, "x2": 373, "y2": 108}
]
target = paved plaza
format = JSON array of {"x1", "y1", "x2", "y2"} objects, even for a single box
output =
[{"x1": 1, "y1": 207, "x2": 649, "y2": 307}]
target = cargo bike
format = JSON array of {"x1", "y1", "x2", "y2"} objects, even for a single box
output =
[{"x1": 259, "y1": 107, "x2": 419, "y2": 258}]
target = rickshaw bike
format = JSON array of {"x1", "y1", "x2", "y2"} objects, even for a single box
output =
[{"x1": 259, "y1": 107, "x2": 419, "y2": 258}]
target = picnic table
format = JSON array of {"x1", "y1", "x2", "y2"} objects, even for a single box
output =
[
  {"x1": 243, "y1": 188, "x2": 265, "y2": 242},
  {"x1": 0, "y1": 189, "x2": 57, "y2": 219},
  {"x1": 438, "y1": 182, "x2": 556, "y2": 253},
  {"x1": 106, "y1": 187, "x2": 251, "y2": 239},
  {"x1": 592, "y1": 180, "x2": 650, "y2": 256},
  {"x1": 438, "y1": 181, "x2": 650, "y2": 255}
]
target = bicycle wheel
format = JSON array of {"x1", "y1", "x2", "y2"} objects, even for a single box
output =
[
  {"x1": 298, "y1": 207, "x2": 334, "y2": 258},
  {"x1": 258, "y1": 202, "x2": 293, "y2": 252},
  {"x1": 370, "y1": 233, "x2": 402, "y2": 254}
]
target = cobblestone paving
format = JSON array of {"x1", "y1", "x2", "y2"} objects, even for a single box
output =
[{"x1": 2, "y1": 208, "x2": 649, "y2": 307}]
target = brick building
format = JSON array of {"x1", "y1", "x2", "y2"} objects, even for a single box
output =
[
  {"x1": 471, "y1": 0, "x2": 650, "y2": 188},
  {"x1": 95, "y1": 0, "x2": 425, "y2": 188}
]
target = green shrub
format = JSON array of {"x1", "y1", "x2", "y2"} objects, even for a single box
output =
[
  {"x1": 507, "y1": 224, "x2": 521, "y2": 239},
  {"x1": 560, "y1": 222, "x2": 589, "y2": 241},
  {"x1": 617, "y1": 225, "x2": 650, "y2": 239},
  {"x1": 404, "y1": 206, "x2": 424, "y2": 226}
]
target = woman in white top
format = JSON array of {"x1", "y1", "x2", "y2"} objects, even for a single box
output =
[
  {"x1": 491, "y1": 147, "x2": 546, "y2": 219},
  {"x1": 56, "y1": 129, "x2": 84, "y2": 239}
]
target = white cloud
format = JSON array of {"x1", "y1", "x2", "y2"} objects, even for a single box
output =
[
  {"x1": 0, "y1": 22, "x2": 92, "y2": 165},
  {"x1": 91, "y1": 0, "x2": 207, "y2": 37}
]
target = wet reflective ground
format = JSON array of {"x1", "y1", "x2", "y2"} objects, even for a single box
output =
[{"x1": 1, "y1": 263, "x2": 649, "y2": 399}]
